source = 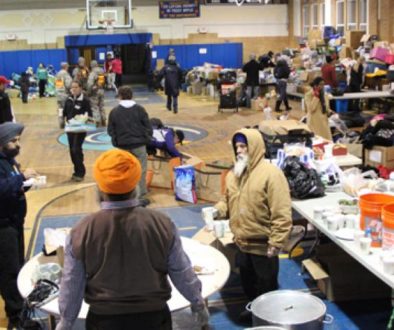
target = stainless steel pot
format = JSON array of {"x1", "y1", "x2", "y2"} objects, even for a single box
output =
[{"x1": 246, "y1": 290, "x2": 333, "y2": 330}]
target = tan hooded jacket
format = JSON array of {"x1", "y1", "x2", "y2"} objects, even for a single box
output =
[
  {"x1": 214, "y1": 128, "x2": 292, "y2": 256},
  {"x1": 305, "y1": 90, "x2": 332, "y2": 141}
]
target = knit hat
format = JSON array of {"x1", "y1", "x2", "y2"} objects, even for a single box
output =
[
  {"x1": 0, "y1": 122, "x2": 24, "y2": 146},
  {"x1": 233, "y1": 133, "x2": 247, "y2": 145},
  {"x1": 93, "y1": 149, "x2": 142, "y2": 194},
  {"x1": 0, "y1": 76, "x2": 10, "y2": 85}
]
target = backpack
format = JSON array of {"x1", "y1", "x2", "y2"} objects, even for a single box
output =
[
  {"x1": 96, "y1": 73, "x2": 106, "y2": 88},
  {"x1": 55, "y1": 77, "x2": 64, "y2": 90}
]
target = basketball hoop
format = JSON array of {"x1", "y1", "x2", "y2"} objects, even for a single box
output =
[
  {"x1": 98, "y1": 19, "x2": 115, "y2": 34},
  {"x1": 234, "y1": 0, "x2": 263, "y2": 6}
]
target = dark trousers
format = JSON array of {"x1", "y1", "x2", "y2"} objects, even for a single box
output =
[
  {"x1": 67, "y1": 132, "x2": 87, "y2": 178},
  {"x1": 39, "y1": 79, "x2": 47, "y2": 97},
  {"x1": 276, "y1": 79, "x2": 290, "y2": 109},
  {"x1": 115, "y1": 74, "x2": 122, "y2": 88},
  {"x1": 0, "y1": 225, "x2": 24, "y2": 322},
  {"x1": 166, "y1": 95, "x2": 178, "y2": 112},
  {"x1": 21, "y1": 92, "x2": 28, "y2": 103},
  {"x1": 348, "y1": 84, "x2": 361, "y2": 112},
  {"x1": 86, "y1": 306, "x2": 172, "y2": 330},
  {"x1": 237, "y1": 249, "x2": 279, "y2": 301}
]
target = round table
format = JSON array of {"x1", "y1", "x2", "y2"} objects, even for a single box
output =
[{"x1": 18, "y1": 236, "x2": 231, "y2": 318}]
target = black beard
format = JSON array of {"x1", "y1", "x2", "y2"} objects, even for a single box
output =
[{"x1": 3, "y1": 147, "x2": 20, "y2": 158}]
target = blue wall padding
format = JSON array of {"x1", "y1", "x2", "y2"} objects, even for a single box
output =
[
  {"x1": 64, "y1": 33, "x2": 153, "y2": 47},
  {"x1": 152, "y1": 43, "x2": 243, "y2": 70},
  {"x1": 0, "y1": 49, "x2": 66, "y2": 78},
  {"x1": 0, "y1": 37, "x2": 242, "y2": 78}
]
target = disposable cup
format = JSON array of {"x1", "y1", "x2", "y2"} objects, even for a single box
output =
[{"x1": 360, "y1": 237, "x2": 372, "y2": 255}]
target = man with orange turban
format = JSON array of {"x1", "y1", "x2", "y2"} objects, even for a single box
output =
[{"x1": 56, "y1": 149, "x2": 209, "y2": 330}]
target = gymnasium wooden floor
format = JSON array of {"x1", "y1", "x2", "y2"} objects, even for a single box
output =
[{"x1": 0, "y1": 87, "x2": 302, "y2": 327}]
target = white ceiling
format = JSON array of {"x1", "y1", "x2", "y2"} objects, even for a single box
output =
[{"x1": 0, "y1": 0, "x2": 160, "y2": 11}]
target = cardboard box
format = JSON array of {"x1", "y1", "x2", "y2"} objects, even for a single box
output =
[
  {"x1": 365, "y1": 146, "x2": 394, "y2": 169},
  {"x1": 345, "y1": 31, "x2": 365, "y2": 49},
  {"x1": 339, "y1": 46, "x2": 353, "y2": 59},
  {"x1": 251, "y1": 97, "x2": 267, "y2": 111},
  {"x1": 192, "y1": 228, "x2": 237, "y2": 272},
  {"x1": 303, "y1": 243, "x2": 390, "y2": 301}
]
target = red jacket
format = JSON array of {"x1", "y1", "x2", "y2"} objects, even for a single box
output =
[
  {"x1": 111, "y1": 59, "x2": 122, "y2": 74},
  {"x1": 321, "y1": 64, "x2": 337, "y2": 88}
]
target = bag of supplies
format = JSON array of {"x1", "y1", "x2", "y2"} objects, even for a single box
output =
[{"x1": 174, "y1": 165, "x2": 197, "y2": 204}]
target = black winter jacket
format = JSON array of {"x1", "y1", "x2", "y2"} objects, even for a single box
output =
[
  {"x1": 0, "y1": 152, "x2": 27, "y2": 228},
  {"x1": 63, "y1": 93, "x2": 92, "y2": 121},
  {"x1": 242, "y1": 60, "x2": 261, "y2": 86},
  {"x1": 0, "y1": 91, "x2": 13, "y2": 124},
  {"x1": 108, "y1": 103, "x2": 153, "y2": 149},
  {"x1": 274, "y1": 60, "x2": 291, "y2": 80}
]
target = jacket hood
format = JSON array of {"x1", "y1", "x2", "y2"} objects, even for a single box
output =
[{"x1": 232, "y1": 128, "x2": 265, "y2": 170}]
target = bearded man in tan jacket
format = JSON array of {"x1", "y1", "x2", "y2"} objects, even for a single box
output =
[{"x1": 213, "y1": 128, "x2": 292, "y2": 321}]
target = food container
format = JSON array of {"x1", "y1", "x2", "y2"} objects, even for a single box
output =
[{"x1": 246, "y1": 290, "x2": 333, "y2": 330}]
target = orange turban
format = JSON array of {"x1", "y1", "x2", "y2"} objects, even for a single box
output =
[{"x1": 93, "y1": 149, "x2": 142, "y2": 194}]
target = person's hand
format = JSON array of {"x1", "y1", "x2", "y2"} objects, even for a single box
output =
[
  {"x1": 267, "y1": 245, "x2": 280, "y2": 258},
  {"x1": 23, "y1": 168, "x2": 39, "y2": 180},
  {"x1": 191, "y1": 303, "x2": 210, "y2": 327}
]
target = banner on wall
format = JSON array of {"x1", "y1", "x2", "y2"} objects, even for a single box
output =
[{"x1": 159, "y1": 0, "x2": 200, "y2": 19}]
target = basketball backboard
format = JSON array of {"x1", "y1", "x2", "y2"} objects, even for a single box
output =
[{"x1": 86, "y1": 0, "x2": 133, "y2": 30}]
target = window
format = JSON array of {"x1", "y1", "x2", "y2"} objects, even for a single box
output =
[
  {"x1": 336, "y1": 0, "x2": 345, "y2": 35},
  {"x1": 320, "y1": 3, "x2": 326, "y2": 28},
  {"x1": 347, "y1": 0, "x2": 357, "y2": 30},
  {"x1": 311, "y1": 4, "x2": 319, "y2": 29},
  {"x1": 359, "y1": 0, "x2": 367, "y2": 31},
  {"x1": 302, "y1": 4, "x2": 310, "y2": 37}
]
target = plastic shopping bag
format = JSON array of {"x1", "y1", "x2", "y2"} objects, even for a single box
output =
[{"x1": 174, "y1": 165, "x2": 197, "y2": 204}]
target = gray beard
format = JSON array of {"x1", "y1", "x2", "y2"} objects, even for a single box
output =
[{"x1": 233, "y1": 155, "x2": 248, "y2": 178}]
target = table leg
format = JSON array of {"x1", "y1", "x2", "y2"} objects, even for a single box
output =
[{"x1": 48, "y1": 314, "x2": 56, "y2": 330}]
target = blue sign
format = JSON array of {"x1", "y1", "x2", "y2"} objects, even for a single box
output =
[{"x1": 159, "y1": 0, "x2": 200, "y2": 19}]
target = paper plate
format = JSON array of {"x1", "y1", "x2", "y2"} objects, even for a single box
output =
[{"x1": 335, "y1": 228, "x2": 355, "y2": 241}]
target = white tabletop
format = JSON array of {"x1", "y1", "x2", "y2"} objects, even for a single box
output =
[
  {"x1": 292, "y1": 192, "x2": 394, "y2": 289},
  {"x1": 288, "y1": 90, "x2": 394, "y2": 100},
  {"x1": 329, "y1": 90, "x2": 394, "y2": 100},
  {"x1": 331, "y1": 154, "x2": 362, "y2": 167},
  {"x1": 18, "y1": 237, "x2": 230, "y2": 317}
]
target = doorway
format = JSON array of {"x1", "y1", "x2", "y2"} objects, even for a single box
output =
[{"x1": 120, "y1": 43, "x2": 148, "y2": 84}]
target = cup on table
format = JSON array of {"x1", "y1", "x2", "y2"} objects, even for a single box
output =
[
  {"x1": 327, "y1": 217, "x2": 338, "y2": 231},
  {"x1": 324, "y1": 144, "x2": 333, "y2": 158},
  {"x1": 360, "y1": 237, "x2": 372, "y2": 255},
  {"x1": 322, "y1": 211, "x2": 334, "y2": 226},
  {"x1": 353, "y1": 230, "x2": 365, "y2": 247},
  {"x1": 383, "y1": 256, "x2": 394, "y2": 275},
  {"x1": 214, "y1": 221, "x2": 225, "y2": 238},
  {"x1": 202, "y1": 207, "x2": 215, "y2": 231},
  {"x1": 313, "y1": 207, "x2": 325, "y2": 221}
]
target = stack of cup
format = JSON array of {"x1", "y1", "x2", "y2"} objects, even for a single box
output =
[{"x1": 202, "y1": 207, "x2": 215, "y2": 231}]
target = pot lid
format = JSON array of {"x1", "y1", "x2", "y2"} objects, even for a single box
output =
[{"x1": 251, "y1": 290, "x2": 326, "y2": 324}]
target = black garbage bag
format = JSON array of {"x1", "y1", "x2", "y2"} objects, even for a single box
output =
[{"x1": 282, "y1": 156, "x2": 325, "y2": 200}]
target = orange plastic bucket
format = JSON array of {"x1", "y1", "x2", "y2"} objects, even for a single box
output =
[
  {"x1": 359, "y1": 194, "x2": 394, "y2": 247},
  {"x1": 382, "y1": 203, "x2": 394, "y2": 249}
]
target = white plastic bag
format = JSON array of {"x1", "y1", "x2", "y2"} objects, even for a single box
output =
[{"x1": 174, "y1": 165, "x2": 197, "y2": 204}]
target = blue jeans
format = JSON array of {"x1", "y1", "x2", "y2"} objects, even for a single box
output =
[
  {"x1": 128, "y1": 145, "x2": 148, "y2": 198},
  {"x1": 245, "y1": 85, "x2": 260, "y2": 108}
]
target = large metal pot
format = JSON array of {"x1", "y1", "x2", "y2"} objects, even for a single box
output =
[{"x1": 246, "y1": 290, "x2": 333, "y2": 330}]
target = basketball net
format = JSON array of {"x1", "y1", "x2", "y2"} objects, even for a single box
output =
[
  {"x1": 234, "y1": 0, "x2": 263, "y2": 6},
  {"x1": 99, "y1": 19, "x2": 115, "y2": 34}
]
